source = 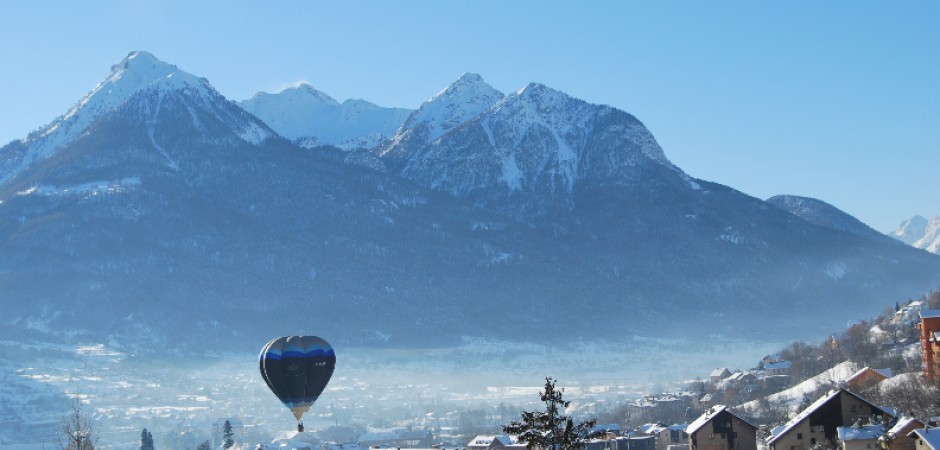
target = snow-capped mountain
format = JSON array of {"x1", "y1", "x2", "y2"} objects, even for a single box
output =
[
  {"x1": 239, "y1": 84, "x2": 412, "y2": 150},
  {"x1": 379, "y1": 73, "x2": 504, "y2": 169},
  {"x1": 385, "y1": 77, "x2": 697, "y2": 219},
  {"x1": 890, "y1": 215, "x2": 929, "y2": 245},
  {"x1": 0, "y1": 51, "x2": 276, "y2": 185},
  {"x1": 1, "y1": 52, "x2": 940, "y2": 361},
  {"x1": 766, "y1": 195, "x2": 898, "y2": 244},
  {"x1": 890, "y1": 215, "x2": 940, "y2": 254}
]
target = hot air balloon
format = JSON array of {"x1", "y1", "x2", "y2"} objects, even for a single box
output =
[{"x1": 259, "y1": 336, "x2": 336, "y2": 430}]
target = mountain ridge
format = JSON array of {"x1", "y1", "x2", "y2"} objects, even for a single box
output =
[
  {"x1": 1, "y1": 51, "x2": 939, "y2": 355},
  {"x1": 766, "y1": 195, "x2": 899, "y2": 245},
  {"x1": 239, "y1": 83, "x2": 411, "y2": 150},
  {"x1": 890, "y1": 215, "x2": 940, "y2": 254}
]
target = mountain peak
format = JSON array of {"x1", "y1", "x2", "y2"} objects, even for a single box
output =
[
  {"x1": 121, "y1": 50, "x2": 166, "y2": 69},
  {"x1": 890, "y1": 215, "x2": 930, "y2": 246},
  {"x1": 0, "y1": 51, "x2": 265, "y2": 184},
  {"x1": 453, "y1": 72, "x2": 485, "y2": 86},
  {"x1": 518, "y1": 81, "x2": 551, "y2": 93},
  {"x1": 105, "y1": 50, "x2": 208, "y2": 94},
  {"x1": 281, "y1": 83, "x2": 340, "y2": 106},
  {"x1": 400, "y1": 73, "x2": 504, "y2": 142}
]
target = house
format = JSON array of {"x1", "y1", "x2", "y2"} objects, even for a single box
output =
[
  {"x1": 766, "y1": 388, "x2": 893, "y2": 450},
  {"x1": 919, "y1": 311, "x2": 940, "y2": 382},
  {"x1": 686, "y1": 405, "x2": 757, "y2": 450},
  {"x1": 467, "y1": 436, "x2": 516, "y2": 450},
  {"x1": 765, "y1": 361, "x2": 792, "y2": 377},
  {"x1": 629, "y1": 393, "x2": 697, "y2": 424},
  {"x1": 664, "y1": 425, "x2": 690, "y2": 450},
  {"x1": 845, "y1": 367, "x2": 894, "y2": 393},
  {"x1": 711, "y1": 368, "x2": 732, "y2": 384},
  {"x1": 898, "y1": 301, "x2": 926, "y2": 324},
  {"x1": 585, "y1": 436, "x2": 656, "y2": 450},
  {"x1": 884, "y1": 418, "x2": 925, "y2": 450},
  {"x1": 639, "y1": 423, "x2": 689, "y2": 450},
  {"x1": 359, "y1": 429, "x2": 433, "y2": 448},
  {"x1": 836, "y1": 423, "x2": 882, "y2": 450},
  {"x1": 762, "y1": 354, "x2": 783, "y2": 365},
  {"x1": 699, "y1": 394, "x2": 715, "y2": 409},
  {"x1": 908, "y1": 428, "x2": 940, "y2": 450}
]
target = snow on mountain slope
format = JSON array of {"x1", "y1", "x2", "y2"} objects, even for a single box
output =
[
  {"x1": 239, "y1": 84, "x2": 412, "y2": 150},
  {"x1": 0, "y1": 51, "x2": 275, "y2": 184},
  {"x1": 379, "y1": 73, "x2": 504, "y2": 168},
  {"x1": 391, "y1": 79, "x2": 696, "y2": 218},
  {"x1": 404, "y1": 73, "x2": 505, "y2": 142},
  {"x1": 889, "y1": 215, "x2": 928, "y2": 245},
  {"x1": 739, "y1": 361, "x2": 859, "y2": 414},
  {"x1": 913, "y1": 216, "x2": 940, "y2": 254},
  {"x1": 888, "y1": 215, "x2": 940, "y2": 254}
]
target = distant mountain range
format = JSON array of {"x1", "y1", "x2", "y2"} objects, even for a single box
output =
[
  {"x1": 766, "y1": 195, "x2": 901, "y2": 245},
  {"x1": 1, "y1": 51, "x2": 938, "y2": 354},
  {"x1": 889, "y1": 215, "x2": 940, "y2": 254},
  {"x1": 239, "y1": 84, "x2": 411, "y2": 150}
]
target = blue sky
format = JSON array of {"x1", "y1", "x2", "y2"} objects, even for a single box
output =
[{"x1": 1, "y1": 1, "x2": 937, "y2": 231}]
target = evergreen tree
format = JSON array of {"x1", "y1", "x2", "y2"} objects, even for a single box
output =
[
  {"x1": 502, "y1": 377, "x2": 598, "y2": 450},
  {"x1": 140, "y1": 428, "x2": 155, "y2": 450},
  {"x1": 221, "y1": 420, "x2": 234, "y2": 450},
  {"x1": 197, "y1": 441, "x2": 210, "y2": 450}
]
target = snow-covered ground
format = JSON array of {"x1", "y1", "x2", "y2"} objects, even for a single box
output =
[
  {"x1": 738, "y1": 361, "x2": 860, "y2": 414},
  {"x1": 0, "y1": 336, "x2": 779, "y2": 449}
]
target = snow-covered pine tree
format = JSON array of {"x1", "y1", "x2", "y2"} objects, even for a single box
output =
[{"x1": 502, "y1": 377, "x2": 598, "y2": 450}]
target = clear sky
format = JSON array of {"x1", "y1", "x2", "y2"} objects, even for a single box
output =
[{"x1": 1, "y1": 1, "x2": 937, "y2": 232}]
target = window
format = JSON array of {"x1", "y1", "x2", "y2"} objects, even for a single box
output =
[
  {"x1": 811, "y1": 439, "x2": 816, "y2": 446},
  {"x1": 798, "y1": 433, "x2": 803, "y2": 440}
]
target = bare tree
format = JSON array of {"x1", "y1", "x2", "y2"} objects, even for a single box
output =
[
  {"x1": 865, "y1": 375, "x2": 937, "y2": 419},
  {"x1": 56, "y1": 401, "x2": 98, "y2": 450}
]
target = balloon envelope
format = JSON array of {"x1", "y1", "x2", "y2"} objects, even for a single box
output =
[{"x1": 259, "y1": 336, "x2": 336, "y2": 421}]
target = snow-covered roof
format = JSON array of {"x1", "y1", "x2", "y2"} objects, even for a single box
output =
[
  {"x1": 847, "y1": 367, "x2": 892, "y2": 385},
  {"x1": 837, "y1": 424, "x2": 882, "y2": 441},
  {"x1": 767, "y1": 389, "x2": 887, "y2": 445},
  {"x1": 688, "y1": 405, "x2": 729, "y2": 434},
  {"x1": 468, "y1": 436, "x2": 516, "y2": 447},
  {"x1": 711, "y1": 368, "x2": 731, "y2": 377},
  {"x1": 687, "y1": 406, "x2": 753, "y2": 435},
  {"x1": 641, "y1": 423, "x2": 667, "y2": 434},
  {"x1": 888, "y1": 417, "x2": 924, "y2": 438},
  {"x1": 765, "y1": 361, "x2": 792, "y2": 370},
  {"x1": 920, "y1": 310, "x2": 940, "y2": 319},
  {"x1": 591, "y1": 424, "x2": 621, "y2": 434},
  {"x1": 874, "y1": 368, "x2": 894, "y2": 378},
  {"x1": 909, "y1": 429, "x2": 940, "y2": 450}
]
